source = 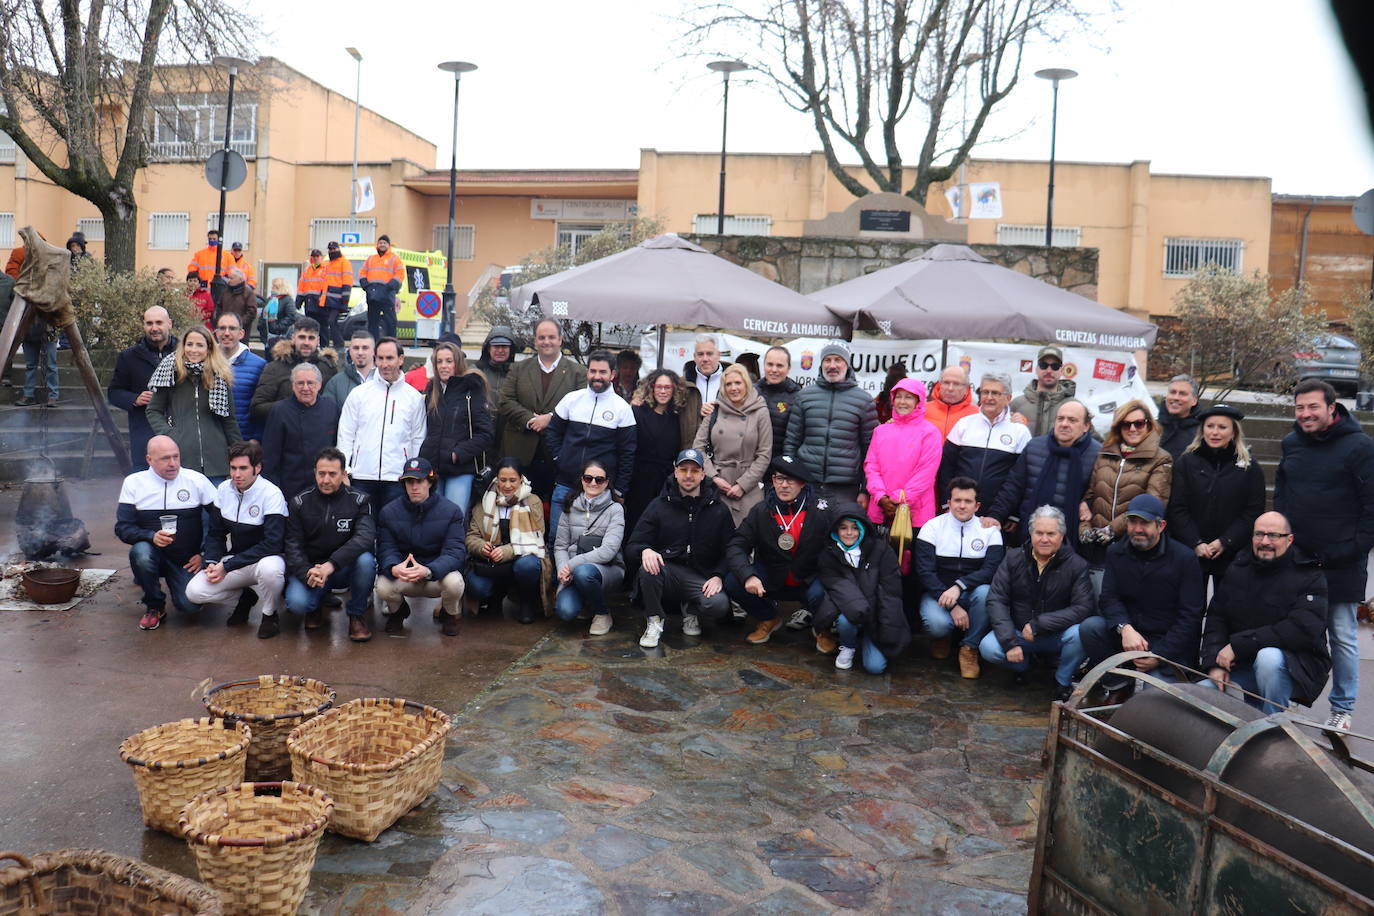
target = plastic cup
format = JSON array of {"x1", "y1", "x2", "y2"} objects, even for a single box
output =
[{"x1": 158, "y1": 514, "x2": 178, "y2": 535}]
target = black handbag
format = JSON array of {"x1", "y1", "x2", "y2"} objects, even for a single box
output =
[{"x1": 574, "y1": 504, "x2": 614, "y2": 554}]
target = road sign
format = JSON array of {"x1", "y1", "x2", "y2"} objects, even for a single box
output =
[
  {"x1": 340, "y1": 232, "x2": 361, "y2": 244},
  {"x1": 1354, "y1": 189, "x2": 1374, "y2": 235},
  {"x1": 415, "y1": 290, "x2": 442, "y2": 319},
  {"x1": 203, "y1": 150, "x2": 247, "y2": 192}
]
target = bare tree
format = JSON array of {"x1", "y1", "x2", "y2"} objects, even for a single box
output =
[
  {"x1": 682, "y1": 0, "x2": 1096, "y2": 205},
  {"x1": 0, "y1": 0, "x2": 250, "y2": 271}
]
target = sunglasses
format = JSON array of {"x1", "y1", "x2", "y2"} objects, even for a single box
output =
[
  {"x1": 582, "y1": 474, "x2": 608, "y2": 484},
  {"x1": 1120, "y1": 418, "x2": 1151, "y2": 431},
  {"x1": 1038, "y1": 360, "x2": 1062, "y2": 370}
]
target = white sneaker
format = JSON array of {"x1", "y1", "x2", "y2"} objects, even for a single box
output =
[
  {"x1": 786, "y1": 607, "x2": 813, "y2": 630},
  {"x1": 835, "y1": 647, "x2": 856, "y2": 670},
  {"x1": 588, "y1": 614, "x2": 613, "y2": 636},
  {"x1": 682, "y1": 614, "x2": 701, "y2": 636},
  {"x1": 639, "y1": 616, "x2": 664, "y2": 648},
  {"x1": 1324, "y1": 711, "x2": 1353, "y2": 731}
]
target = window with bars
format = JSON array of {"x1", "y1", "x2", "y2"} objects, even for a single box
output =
[
  {"x1": 692, "y1": 215, "x2": 773, "y2": 236},
  {"x1": 206, "y1": 212, "x2": 249, "y2": 247},
  {"x1": 556, "y1": 222, "x2": 613, "y2": 260},
  {"x1": 431, "y1": 224, "x2": 475, "y2": 260},
  {"x1": 309, "y1": 218, "x2": 375, "y2": 251},
  {"x1": 0, "y1": 131, "x2": 13, "y2": 165},
  {"x1": 0, "y1": 214, "x2": 14, "y2": 247},
  {"x1": 148, "y1": 93, "x2": 257, "y2": 160},
  {"x1": 996, "y1": 224, "x2": 1082, "y2": 247},
  {"x1": 148, "y1": 212, "x2": 189, "y2": 250},
  {"x1": 1163, "y1": 237, "x2": 1244, "y2": 277},
  {"x1": 76, "y1": 218, "x2": 105, "y2": 242}
]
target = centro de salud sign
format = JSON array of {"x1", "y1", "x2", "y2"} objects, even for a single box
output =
[{"x1": 531, "y1": 199, "x2": 634, "y2": 221}]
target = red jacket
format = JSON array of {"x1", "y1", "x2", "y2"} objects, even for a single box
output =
[{"x1": 926, "y1": 388, "x2": 977, "y2": 440}]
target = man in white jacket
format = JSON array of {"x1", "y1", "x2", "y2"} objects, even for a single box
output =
[{"x1": 338, "y1": 336, "x2": 427, "y2": 514}]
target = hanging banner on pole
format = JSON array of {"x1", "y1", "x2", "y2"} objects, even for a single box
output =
[
  {"x1": 354, "y1": 176, "x2": 376, "y2": 214},
  {"x1": 944, "y1": 186, "x2": 963, "y2": 220},
  {"x1": 968, "y1": 182, "x2": 1003, "y2": 219}
]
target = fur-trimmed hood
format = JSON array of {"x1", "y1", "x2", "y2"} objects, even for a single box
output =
[{"x1": 270, "y1": 338, "x2": 339, "y2": 367}]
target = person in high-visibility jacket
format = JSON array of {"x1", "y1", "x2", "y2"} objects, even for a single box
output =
[
  {"x1": 319, "y1": 241, "x2": 354, "y2": 348},
  {"x1": 359, "y1": 234, "x2": 403, "y2": 341},
  {"x1": 222, "y1": 241, "x2": 257, "y2": 289},
  {"x1": 186, "y1": 230, "x2": 222, "y2": 290}
]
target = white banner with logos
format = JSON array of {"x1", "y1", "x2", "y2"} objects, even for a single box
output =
[{"x1": 641, "y1": 331, "x2": 1152, "y2": 435}]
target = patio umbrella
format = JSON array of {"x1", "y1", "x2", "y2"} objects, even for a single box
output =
[
  {"x1": 511, "y1": 234, "x2": 851, "y2": 366},
  {"x1": 813, "y1": 243, "x2": 1156, "y2": 351}
]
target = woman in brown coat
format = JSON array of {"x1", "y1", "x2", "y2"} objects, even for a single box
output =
[
  {"x1": 1080, "y1": 399, "x2": 1173, "y2": 551},
  {"x1": 693, "y1": 363, "x2": 774, "y2": 525}
]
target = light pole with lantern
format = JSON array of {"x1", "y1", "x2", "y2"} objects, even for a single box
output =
[
  {"x1": 707, "y1": 60, "x2": 748, "y2": 236},
  {"x1": 437, "y1": 61, "x2": 477, "y2": 332},
  {"x1": 1034, "y1": 67, "x2": 1077, "y2": 249}
]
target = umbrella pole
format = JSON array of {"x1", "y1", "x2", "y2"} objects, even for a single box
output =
[
  {"x1": 657, "y1": 324, "x2": 666, "y2": 369},
  {"x1": 941, "y1": 339, "x2": 949, "y2": 370}
]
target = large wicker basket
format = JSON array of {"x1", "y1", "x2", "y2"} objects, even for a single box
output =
[
  {"x1": 0, "y1": 848, "x2": 222, "y2": 915},
  {"x1": 120, "y1": 717, "x2": 251, "y2": 835},
  {"x1": 180, "y1": 782, "x2": 333, "y2": 916},
  {"x1": 202, "y1": 676, "x2": 336, "y2": 781},
  {"x1": 287, "y1": 698, "x2": 451, "y2": 842}
]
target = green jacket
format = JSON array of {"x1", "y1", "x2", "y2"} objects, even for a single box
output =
[
  {"x1": 497, "y1": 354, "x2": 583, "y2": 466},
  {"x1": 1009, "y1": 378, "x2": 1077, "y2": 438},
  {"x1": 147, "y1": 379, "x2": 244, "y2": 477}
]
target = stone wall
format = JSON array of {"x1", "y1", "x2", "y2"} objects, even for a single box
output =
[{"x1": 684, "y1": 234, "x2": 1100, "y2": 304}]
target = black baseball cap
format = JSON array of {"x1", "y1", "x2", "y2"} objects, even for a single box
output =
[
  {"x1": 675, "y1": 448, "x2": 705, "y2": 468},
  {"x1": 399, "y1": 457, "x2": 434, "y2": 481}
]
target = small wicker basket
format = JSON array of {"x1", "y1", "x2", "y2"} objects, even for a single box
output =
[
  {"x1": 287, "y1": 698, "x2": 451, "y2": 842},
  {"x1": 180, "y1": 781, "x2": 333, "y2": 916},
  {"x1": 119, "y1": 717, "x2": 251, "y2": 835},
  {"x1": 0, "y1": 848, "x2": 222, "y2": 915},
  {"x1": 202, "y1": 676, "x2": 336, "y2": 781}
]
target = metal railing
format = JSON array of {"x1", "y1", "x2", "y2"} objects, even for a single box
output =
[{"x1": 147, "y1": 139, "x2": 256, "y2": 161}]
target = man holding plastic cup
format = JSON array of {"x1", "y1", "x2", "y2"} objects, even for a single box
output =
[{"x1": 115, "y1": 435, "x2": 217, "y2": 630}]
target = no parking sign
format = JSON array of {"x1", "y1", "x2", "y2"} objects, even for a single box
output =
[{"x1": 415, "y1": 290, "x2": 441, "y2": 319}]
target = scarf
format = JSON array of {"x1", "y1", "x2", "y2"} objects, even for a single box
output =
[
  {"x1": 480, "y1": 478, "x2": 545, "y2": 558},
  {"x1": 148, "y1": 354, "x2": 231, "y2": 418},
  {"x1": 1031, "y1": 433, "x2": 1093, "y2": 526}
]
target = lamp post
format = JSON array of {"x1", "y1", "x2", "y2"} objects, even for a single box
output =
[
  {"x1": 210, "y1": 56, "x2": 252, "y2": 306},
  {"x1": 347, "y1": 48, "x2": 362, "y2": 234},
  {"x1": 437, "y1": 60, "x2": 477, "y2": 332},
  {"x1": 707, "y1": 60, "x2": 748, "y2": 235},
  {"x1": 1034, "y1": 67, "x2": 1076, "y2": 249}
]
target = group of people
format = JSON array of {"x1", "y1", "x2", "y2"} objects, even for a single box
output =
[{"x1": 102, "y1": 314, "x2": 1370, "y2": 729}]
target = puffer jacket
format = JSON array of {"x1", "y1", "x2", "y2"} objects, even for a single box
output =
[
  {"x1": 986, "y1": 541, "x2": 1095, "y2": 650},
  {"x1": 1082, "y1": 431, "x2": 1173, "y2": 538},
  {"x1": 625, "y1": 476, "x2": 736, "y2": 579},
  {"x1": 146, "y1": 375, "x2": 243, "y2": 477},
  {"x1": 863, "y1": 378, "x2": 943, "y2": 526},
  {"x1": 249, "y1": 339, "x2": 339, "y2": 423},
  {"x1": 377, "y1": 489, "x2": 467, "y2": 581},
  {"x1": 227, "y1": 344, "x2": 266, "y2": 442},
  {"x1": 926, "y1": 385, "x2": 976, "y2": 440},
  {"x1": 812, "y1": 504, "x2": 912, "y2": 659},
  {"x1": 694, "y1": 389, "x2": 773, "y2": 525},
  {"x1": 783, "y1": 367, "x2": 878, "y2": 487},
  {"x1": 1274, "y1": 404, "x2": 1374, "y2": 603},
  {"x1": 755, "y1": 377, "x2": 801, "y2": 459},
  {"x1": 1009, "y1": 377, "x2": 1077, "y2": 438},
  {"x1": 987, "y1": 431, "x2": 1101, "y2": 542},
  {"x1": 419, "y1": 372, "x2": 495, "y2": 478},
  {"x1": 553, "y1": 489, "x2": 626, "y2": 572}
]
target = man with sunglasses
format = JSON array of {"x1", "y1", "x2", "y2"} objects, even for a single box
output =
[{"x1": 1010, "y1": 345, "x2": 1076, "y2": 437}]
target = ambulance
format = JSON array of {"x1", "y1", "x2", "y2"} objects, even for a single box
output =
[{"x1": 338, "y1": 243, "x2": 449, "y2": 343}]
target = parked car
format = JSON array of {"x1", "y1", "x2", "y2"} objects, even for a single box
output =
[{"x1": 1294, "y1": 334, "x2": 1363, "y2": 395}]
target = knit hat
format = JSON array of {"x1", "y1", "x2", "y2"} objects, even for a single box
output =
[{"x1": 818, "y1": 340, "x2": 851, "y2": 374}]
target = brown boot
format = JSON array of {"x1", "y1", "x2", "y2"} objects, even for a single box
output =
[
  {"x1": 930, "y1": 637, "x2": 952, "y2": 660},
  {"x1": 348, "y1": 616, "x2": 373, "y2": 642},
  {"x1": 746, "y1": 617, "x2": 785, "y2": 645},
  {"x1": 439, "y1": 610, "x2": 461, "y2": 637},
  {"x1": 814, "y1": 630, "x2": 839, "y2": 654},
  {"x1": 958, "y1": 645, "x2": 980, "y2": 679}
]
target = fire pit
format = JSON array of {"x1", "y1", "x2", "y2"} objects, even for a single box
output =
[
  {"x1": 16, "y1": 460, "x2": 90, "y2": 560},
  {"x1": 23, "y1": 567, "x2": 81, "y2": 604}
]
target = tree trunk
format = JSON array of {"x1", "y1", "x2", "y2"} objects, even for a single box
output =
[{"x1": 100, "y1": 191, "x2": 138, "y2": 273}]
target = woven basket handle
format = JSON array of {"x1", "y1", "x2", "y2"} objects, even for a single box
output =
[{"x1": 0, "y1": 851, "x2": 49, "y2": 913}]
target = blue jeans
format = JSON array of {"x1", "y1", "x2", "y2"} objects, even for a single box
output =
[
  {"x1": 918, "y1": 584, "x2": 991, "y2": 649},
  {"x1": 466, "y1": 554, "x2": 543, "y2": 603},
  {"x1": 22, "y1": 339, "x2": 59, "y2": 399},
  {"x1": 979, "y1": 624, "x2": 1085, "y2": 688},
  {"x1": 284, "y1": 552, "x2": 377, "y2": 617},
  {"x1": 835, "y1": 613, "x2": 889, "y2": 675},
  {"x1": 554, "y1": 563, "x2": 624, "y2": 620},
  {"x1": 440, "y1": 474, "x2": 474, "y2": 513},
  {"x1": 1328, "y1": 601, "x2": 1359, "y2": 714},
  {"x1": 1198, "y1": 646, "x2": 1291, "y2": 714},
  {"x1": 128, "y1": 540, "x2": 201, "y2": 614},
  {"x1": 353, "y1": 479, "x2": 404, "y2": 516},
  {"x1": 724, "y1": 566, "x2": 826, "y2": 621},
  {"x1": 548, "y1": 483, "x2": 573, "y2": 542}
]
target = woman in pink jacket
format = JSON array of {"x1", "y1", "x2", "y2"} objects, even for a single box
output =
[{"x1": 864, "y1": 378, "x2": 943, "y2": 527}]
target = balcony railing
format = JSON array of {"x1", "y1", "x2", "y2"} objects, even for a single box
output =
[{"x1": 147, "y1": 139, "x2": 256, "y2": 162}]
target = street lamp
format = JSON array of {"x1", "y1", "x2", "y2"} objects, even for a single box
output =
[
  {"x1": 347, "y1": 48, "x2": 362, "y2": 235},
  {"x1": 707, "y1": 60, "x2": 748, "y2": 236},
  {"x1": 437, "y1": 60, "x2": 477, "y2": 333},
  {"x1": 1034, "y1": 67, "x2": 1077, "y2": 249},
  {"x1": 210, "y1": 56, "x2": 252, "y2": 306}
]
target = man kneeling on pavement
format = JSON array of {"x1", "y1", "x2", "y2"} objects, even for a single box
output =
[
  {"x1": 185, "y1": 441, "x2": 288, "y2": 637},
  {"x1": 375, "y1": 457, "x2": 467, "y2": 636},
  {"x1": 284, "y1": 447, "x2": 377, "y2": 642}
]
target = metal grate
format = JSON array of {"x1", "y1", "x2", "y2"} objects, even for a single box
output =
[
  {"x1": 1164, "y1": 237, "x2": 1244, "y2": 277},
  {"x1": 431, "y1": 224, "x2": 475, "y2": 260},
  {"x1": 309, "y1": 218, "x2": 375, "y2": 251},
  {"x1": 692, "y1": 214, "x2": 773, "y2": 236},
  {"x1": 0, "y1": 131, "x2": 14, "y2": 164},
  {"x1": 0, "y1": 213, "x2": 14, "y2": 247},
  {"x1": 76, "y1": 218, "x2": 104, "y2": 242},
  {"x1": 148, "y1": 212, "x2": 189, "y2": 250},
  {"x1": 996, "y1": 224, "x2": 1082, "y2": 247}
]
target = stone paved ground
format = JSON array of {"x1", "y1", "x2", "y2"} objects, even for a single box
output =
[{"x1": 301, "y1": 618, "x2": 1050, "y2": 915}]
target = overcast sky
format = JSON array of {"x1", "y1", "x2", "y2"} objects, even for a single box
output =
[{"x1": 257, "y1": 0, "x2": 1373, "y2": 198}]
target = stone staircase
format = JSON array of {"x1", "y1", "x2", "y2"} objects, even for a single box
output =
[{"x1": 0, "y1": 349, "x2": 129, "y2": 481}]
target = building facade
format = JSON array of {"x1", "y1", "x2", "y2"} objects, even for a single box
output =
[{"x1": 1269, "y1": 195, "x2": 1374, "y2": 321}]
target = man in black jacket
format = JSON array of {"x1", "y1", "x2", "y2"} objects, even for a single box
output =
[
  {"x1": 284, "y1": 447, "x2": 377, "y2": 642},
  {"x1": 1157, "y1": 374, "x2": 1201, "y2": 458},
  {"x1": 980, "y1": 504, "x2": 1095, "y2": 701},
  {"x1": 1079, "y1": 494, "x2": 1204, "y2": 704},
  {"x1": 1200, "y1": 511, "x2": 1331, "y2": 714},
  {"x1": 249, "y1": 317, "x2": 339, "y2": 424},
  {"x1": 783, "y1": 341, "x2": 878, "y2": 501},
  {"x1": 107, "y1": 306, "x2": 176, "y2": 471},
  {"x1": 724, "y1": 455, "x2": 831, "y2": 646},
  {"x1": 1274, "y1": 379, "x2": 1374, "y2": 730},
  {"x1": 985, "y1": 400, "x2": 1099, "y2": 548},
  {"x1": 261, "y1": 363, "x2": 341, "y2": 501},
  {"x1": 375, "y1": 458, "x2": 467, "y2": 637},
  {"x1": 626, "y1": 448, "x2": 736, "y2": 649}
]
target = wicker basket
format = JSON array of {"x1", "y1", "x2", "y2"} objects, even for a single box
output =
[
  {"x1": 0, "y1": 848, "x2": 222, "y2": 915},
  {"x1": 120, "y1": 717, "x2": 251, "y2": 835},
  {"x1": 202, "y1": 676, "x2": 336, "y2": 781},
  {"x1": 180, "y1": 782, "x2": 333, "y2": 916},
  {"x1": 287, "y1": 698, "x2": 451, "y2": 842}
]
